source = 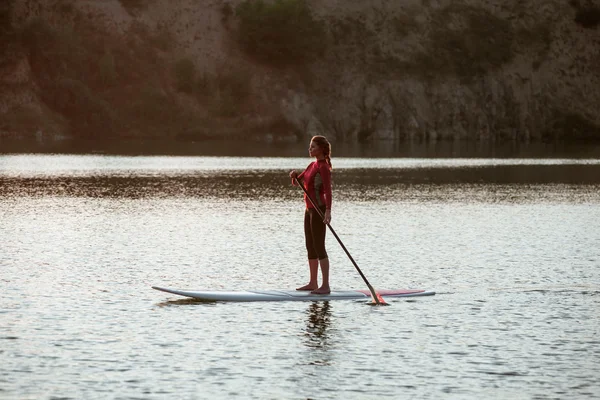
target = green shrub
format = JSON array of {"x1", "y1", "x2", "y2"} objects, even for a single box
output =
[
  {"x1": 135, "y1": 85, "x2": 169, "y2": 120},
  {"x1": 194, "y1": 68, "x2": 252, "y2": 117},
  {"x1": 194, "y1": 70, "x2": 211, "y2": 94},
  {"x1": 55, "y1": 0, "x2": 74, "y2": 15},
  {"x1": 19, "y1": 18, "x2": 56, "y2": 52},
  {"x1": 20, "y1": 18, "x2": 88, "y2": 83},
  {"x1": 221, "y1": 2, "x2": 233, "y2": 22},
  {"x1": 517, "y1": 23, "x2": 552, "y2": 71},
  {"x1": 174, "y1": 58, "x2": 196, "y2": 93},
  {"x1": 216, "y1": 70, "x2": 251, "y2": 100},
  {"x1": 329, "y1": 16, "x2": 369, "y2": 46},
  {"x1": 547, "y1": 112, "x2": 600, "y2": 141},
  {"x1": 47, "y1": 78, "x2": 115, "y2": 136},
  {"x1": 98, "y1": 50, "x2": 118, "y2": 87},
  {"x1": 129, "y1": 85, "x2": 181, "y2": 129},
  {"x1": 391, "y1": 13, "x2": 420, "y2": 37},
  {"x1": 19, "y1": 19, "x2": 114, "y2": 135},
  {"x1": 119, "y1": 0, "x2": 149, "y2": 15},
  {"x1": 2, "y1": 104, "x2": 67, "y2": 135},
  {"x1": 235, "y1": 0, "x2": 325, "y2": 66},
  {"x1": 575, "y1": 6, "x2": 600, "y2": 28},
  {"x1": 151, "y1": 24, "x2": 174, "y2": 51},
  {"x1": 210, "y1": 73, "x2": 250, "y2": 116},
  {"x1": 210, "y1": 91, "x2": 238, "y2": 117},
  {"x1": 426, "y1": 6, "x2": 514, "y2": 78},
  {"x1": 0, "y1": 0, "x2": 14, "y2": 39}
]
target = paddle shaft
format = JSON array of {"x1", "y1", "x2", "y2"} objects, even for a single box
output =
[{"x1": 294, "y1": 178, "x2": 381, "y2": 303}]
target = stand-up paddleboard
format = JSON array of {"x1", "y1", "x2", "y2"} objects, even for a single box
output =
[{"x1": 152, "y1": 286, "x2": 435, "y2": 302}]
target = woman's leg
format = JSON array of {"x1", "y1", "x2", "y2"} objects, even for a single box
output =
[
  {"x1": 298, "y1": 209, "x2": 319, "y2": 290},
  {"x1": 312, "y1": 257, "x2": 330, "y2": 294},
  {"x1": 311, "y1": 206, "x2": 330, "y2": 294},
  {"x1": 296, "y1": 258, "x2": 318, "y2": 290}
]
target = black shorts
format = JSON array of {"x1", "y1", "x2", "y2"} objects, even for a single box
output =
[{"x1": 304, "y1": 206, "x2": 328, "y2": 260}]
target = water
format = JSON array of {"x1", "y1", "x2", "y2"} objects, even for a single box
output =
[{"x1": 1, "y1": 155, "x2": 599, "y2": 399}]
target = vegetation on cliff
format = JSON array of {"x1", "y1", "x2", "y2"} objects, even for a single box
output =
[
  {"x1": 1, "y1": 0, "x2": 599, "y2": 144},
  {"x1": 235, "y1": 0, "x2": 325, "y2": 66}
]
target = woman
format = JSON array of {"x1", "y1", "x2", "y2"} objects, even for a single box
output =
[{"x1": 289, "y1": 135, "x2": 333, "y2": 295}]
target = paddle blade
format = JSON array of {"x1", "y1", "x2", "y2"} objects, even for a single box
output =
[{"x1": 370, "y1": 292, "x2": 389, "y2": 306}]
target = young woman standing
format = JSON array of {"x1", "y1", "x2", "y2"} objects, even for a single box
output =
[{"x1": 289, "y1": 135, "x2": 333, "y2": 295}]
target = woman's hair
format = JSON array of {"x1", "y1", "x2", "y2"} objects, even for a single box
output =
[{"x1": 311, "y1": 135, "x2": 332, "y2": 170}]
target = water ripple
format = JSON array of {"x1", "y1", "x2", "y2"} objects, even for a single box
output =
[{"x1": 1, "y1": 156, "x2": 599, "y2": 399}]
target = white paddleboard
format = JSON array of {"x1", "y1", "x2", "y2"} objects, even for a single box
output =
[{"x1": 152, "y1": 286, "x2": 435, "y2": 302}]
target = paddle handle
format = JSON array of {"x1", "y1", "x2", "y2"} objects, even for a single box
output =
[{"x1": 294, "y1": 177, "x2": 381, "y2": 303}]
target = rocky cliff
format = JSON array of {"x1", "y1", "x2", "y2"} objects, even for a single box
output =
[{"x1": 1, "y1": 0, "x2": 599, "y2": 143}]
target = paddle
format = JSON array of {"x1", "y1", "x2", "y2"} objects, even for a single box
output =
[{"x1": 294, "y1": 178, "x2": 387, "y2": 305}]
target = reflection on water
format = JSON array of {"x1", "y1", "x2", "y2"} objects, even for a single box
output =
[
  {"x1": 2, "y1": 138, "x2": 600, "y2": 158},
  {"x1": 156, "y1": 298, "x2": 218, "y2": 307},
  {"x1": 303, "y1": 302, "x2": 333, "y2": 366},
  {"x1": 304, "y1": 302, "x2": 332, "y2": 348},
  {"x1": 2, "y1": 171, "x2": 600, "y2": 204},
  {"x1": 1, "y1": 156, "x2": 600, "y2": 203}
]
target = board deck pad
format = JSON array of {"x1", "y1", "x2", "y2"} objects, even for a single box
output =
[{"x1": 152, "y1": 286, "x2": 435, "y2": 302}]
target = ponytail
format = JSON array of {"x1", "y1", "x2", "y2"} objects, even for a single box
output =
[{"x1": 325, "y1": 155, "x2": 332, "y2": 171}]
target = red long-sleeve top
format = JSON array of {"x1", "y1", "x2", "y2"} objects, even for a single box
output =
[{"x1": 297, "y1": 159, "x2": 332, "y2": 210}]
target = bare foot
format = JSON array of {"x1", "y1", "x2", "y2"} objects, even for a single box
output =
[
  {"x1": 311, "y1": 286, "x2": 331, "y2": 295},
  {"x1": 296, "y1": 284, "x2": 317, "y2": 291}
]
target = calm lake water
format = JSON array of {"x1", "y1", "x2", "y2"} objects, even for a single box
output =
[{"x1": 1, "y1": 154, "x2": 599, "y2": 399}]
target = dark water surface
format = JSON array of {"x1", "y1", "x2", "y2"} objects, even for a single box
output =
[
  {"x1": 3, "y1": 137, "x2": 600, "y2": 158},
  {"x1": 1, "y1": 155, "x2": 599, "y2": 399}
]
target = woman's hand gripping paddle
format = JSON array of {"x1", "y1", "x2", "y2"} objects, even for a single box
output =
[{"x1": 294, "y1": 178, "x2": 388, "y2": 305}]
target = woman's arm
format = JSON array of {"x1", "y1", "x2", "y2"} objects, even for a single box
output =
[
  {"x1": 290, "y1": 163, "x2": 311, "y2": 186},
  {"x1": 319, "y1": 163, "x2": 332, "y2": 224},
  {"x1": 289, "y1": 170, "x2": 299, "y2": 185},
  {"x1": 319, "y1": 163, "x2": 333, "y2": 211}
]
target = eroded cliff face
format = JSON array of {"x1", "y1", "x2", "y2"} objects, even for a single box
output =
[
  {"x1": 1, "y1": 0, "x2": 598, "y2": 143},
  {"x1": 298, "y1": 0, "x2": 600, "y2": 143}
]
